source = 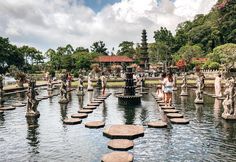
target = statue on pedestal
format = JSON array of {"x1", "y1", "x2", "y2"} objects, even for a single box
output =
[
  {"x1": 173, "y1": 74, "x2": 177, "y2": 91},
  {"x1": 47, "y1": 76, "x2": 53, "y2": 91},
  {"x1": 214, "y1": 73, "x2": 222, "y2": 97},
  {"x1": 26, "y1": 79, "x2": 40, "y2": 117},
  {"x1": 0, "y1": 75, "x2": 4, "y2": 106},
  {"x1": 77, "y1": 74, "x2": 84, "y2": 96},
  {"x1": 180, "y1": 73, "x2": 188, "y2": 96},
  {"x1": 87, "y1": 72, "x2": 94, "y2": 91},
  {"x1": 58, "y1": 72, "x2": 69, "y2": 104},
  {"x1": 222, "y1": 77, "x2": 236, "y2": 119},
  {"x1": 194, "y1": 74, "x2": 204, "y2": 104}
]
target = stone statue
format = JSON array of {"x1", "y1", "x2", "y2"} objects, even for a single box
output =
[
  {"x1": 26, "y1": 79, "x2": 40, "y2": 117},
  {"x1": 87, "y1": 72, "x2": 94, "y2": 91},
  {"x1": 58, "y1": 72, "x2": 69, "y2": 104},
  {"x1": 194, "y1": 74, "x2": 204, "y2": 104},
  {"x1": 214, "y1": 73, "x2": 222, "y2": 97},
  {"x1": 47, "y1": 77, "x2": 53, "y2": 91},
  {"x1": 173, "y1": 74, "x2": 177, "y2": 91},
  {"x1": 222, "y1": 77, "x2": 236, "y2": 119},
  {"x1": 77, "y1": 75, "x2": 84, "y2": 96},
  {"x1": 0, "y1": 75, "x2": 4, "y2": 106},
  {"x1": 180, "y1": 73, "x2": 188, "y2": 96}
]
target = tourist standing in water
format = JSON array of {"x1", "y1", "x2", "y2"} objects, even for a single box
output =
[{"x1": 163, "y1": 72, "x2": 173, "y2": 106}]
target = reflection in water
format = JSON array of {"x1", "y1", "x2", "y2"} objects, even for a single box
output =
[
  {"x1": 122, "y1": 105, "x2": 136, "y2": 124},
  {"x1": 26, "y1": 117, "x2": 39, "y2": 154},
  {"x1": 214, "y1": 99, "x2": 222, "y2": 120},
  {"x1": 60, "y1": 104, "x2": 68, "y2": 119},
  {"x1": 140, "y1": 108, "x2": 148, "y2": 122},
  {"x1": 195, "y1": 104, "x2": 203, "y2": 122},
  {"x1": 48, "y1": 91, "x2": 53, "y2": 103},
  {"x1": 102, "y1": 102, "x2": 107, "y2": 121},
  {"x1": 180, "y1": 96, "x2": 187, "y2": 113},
  {"x1": 221, "y1": 119, "x2": 236, "y2": 139},
  {"x1": 87, "y1": 91, "x2": 93, "y2": 103},
  {"x1": 78, "y1": 96, "x2": 84, "y2": 109},
  {"x1": 68, "y1": 92, "x2": 72, "y2": 101},
  {"x1": 17, "y1": 92, "x2": 26, "y2": 101},
  {"x1": 0, "y1": 113, "x2": 5, "y2": 124}
]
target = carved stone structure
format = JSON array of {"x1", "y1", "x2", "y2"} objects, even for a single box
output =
[
  {"x1": 139, "y1": 29, "x2": 150, "y2": 70},
  {"x1": 0, "y1": 75, "x2": 4, "y2": 106},
  {"x1": 47, "y1": 78, "x2": 53, "y2": 91},
  {"x1": 194, "y1": 75, "x2": 204, "y2": 104},
  {"x1": 222, "y1": 77, "x2": 236, "y2": 120},
  {"x1": 26, "y1": 79, "x2": 40, "y2": 117},
  {"x1": 58, "y1": 73, "x2": 69, "y2": 104},
  {"x1": 77, "y1": 75, "x2": 84, "y2": 96},
  {"x1": 87, "y1": 72, "x2": 94, "y2": 91},
  {"x1": 118, "y1": 67, "x2": 141, "y2": 105},
  {"x1": 173, "y1": 74, "x2": 177, "y2": 91},
  {"x1": 180, "y1": 73, "x2": 188, "y2": 96}
]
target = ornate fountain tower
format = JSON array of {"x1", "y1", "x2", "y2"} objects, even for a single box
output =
[
  {"x1": 140, "y1": 29, "x2": 150, "y2": 70},
  {"x1": 118, "y1": 67, "x2": 141, "y2": 105}
]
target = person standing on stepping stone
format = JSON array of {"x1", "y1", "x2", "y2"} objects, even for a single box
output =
[
  {"x1": 163, "y1": 72, "x2": 173, "y2": 106},
  {"x1": 101, "y1": 72, "x2": 107, "y2": 95}
]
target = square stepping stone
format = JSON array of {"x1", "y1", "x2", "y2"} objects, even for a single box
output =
[
  {"x1": 166, "y1": 113, "x2": 183, "y2": 118},
  {"x1": 71, "y1": 113, "x2": 88, "y2": 119},
  {"x1": 78, "y1": 109, "x2": 93, "y2": 114},
  {"x1": 148, "y1": 121, "x2": 167, "y2": 128},
  {"x1": 85, "y1": 121, "x2": 105, "y2": 128},
  {"x1": 63, "y1": 118, "x2": 82, "y2": 125},
  {"x1": 101, "y1": 152, "x2": 133, "y2": 162},
  {"x1": 170, "y1": 118, "x2": 190, "y2": 124},
  {"x1": 108, "y1": 139, "x2": 134, "y2": 151}
]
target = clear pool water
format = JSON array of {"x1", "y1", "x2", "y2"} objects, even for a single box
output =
[{"x1": 0, "y1": 88, "x2": 236, "y2": 162}]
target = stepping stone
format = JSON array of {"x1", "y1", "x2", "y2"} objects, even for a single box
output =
[
  {"x1": 157, "y1": 100, "x2": 165, "y2": 103},
  {"x1": 158, "y1": 103, "x2": 166, "y2": 106},
  {"x1": 78, "y1": 109, "x2": 93, "y2": 113},
  {"x1": 71, "y1": 113, "x2": 88, "y2": 119},
  {"x1": 101, "y1": 152, "x2": 133, "y2": 162},
  {"x1": 12, "y1": 103, "x2": 26, "y2": 107},
  {"x1": 83, "y1": 105, "x2": 97, "y2": 110},
  {"x1": 98, "y1": 96, "x2": 107, "y2": 99},
  {"x1": 0, "y1": 110, "x2": 3, "y2": 113},
  {"x1": 63, "y1": 118, "x2": 82, "y2": 125},
  {"x1": 94, "y1": 98, "x2": 105, "y2": 102},
  {"x1": 22, "y1": 101, "x2": 27, "y2": 104},
  {"x1": 103, "y1": 125, "x2": 144, "y2": 139},
  {"x1": 0, "y1": 106, "x2": 16, "y2": 111},
  {"x1": 91, "y1": 100, "x2": 103, "y2": 104},
  {"x1": 37, "y1": 96, "x2": 48, "y2": 100},
  {"x1": 166, "y1": 113, "x2": 183, "y2": 118},
  {"x1": 85, "y1": 121, "x2": 105, "y2": 128},
  {"x1": 108, "y1": 139, "x2": 134, "y2": 151},
  {"x1": 147, "y1": 121, "x2": 168, "y2": 128},
  {"x1": 87, "y1": 103, "x2": 100, "y2": 106},
  {"x1": 163, "y1": 109, "x2": 179, "y2": 113},
  {"x1": 170, "y1": 118, "x2": 190, "y2": 124},
  {"x1": 161, "y1": 106, "x2": 175, "y2": 109}
]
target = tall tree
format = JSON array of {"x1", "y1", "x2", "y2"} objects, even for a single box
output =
[
  {"x1": 117, "y1": 41, "x2": 135, "y2": 58},
  {"x1": 90, "y1": 41, "x2": 108, "y2": 55}
]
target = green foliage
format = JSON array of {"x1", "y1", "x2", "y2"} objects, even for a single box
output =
[
  {"x1": 117, "y1": 41, "x2": 135, "y2": 58},
  {"x1": 90, "y1": 41, "x2": 108, "y2": 55},
  {"x1": 202, "y1": 61, "x2": 220, "y2": 70},
  {"x1": 175, "y1": 44, "x2": 203, "y2": 65},
  {"x1": 209, "y1": 43, "x2": 236, "y2": 70}
]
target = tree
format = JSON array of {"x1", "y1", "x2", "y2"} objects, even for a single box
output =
[
  {"x1": 208, "y1": 43, "x2": 236, "y2": 71},
  {"x1": 117, "y1": 41, "x2": 135, "y2": 58},
  {"x1": 174, "y1": 44, "x2": 203, "y2": 65},
  {"x1": 0, "y1": 37, "x2": 24, "y2": 73},
  {"x1": 90, "y1": 41, "x2": 108, "y2": 55}
]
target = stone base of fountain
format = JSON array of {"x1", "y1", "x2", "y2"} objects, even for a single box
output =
[
  {"x1": 222, "y1": 113, "x2": 236, "y2": 120},
  {"x1": 25, "y1": 111, "x2": 40, "y2": 118},
  {"x1": 117, "y1": 95, "x2": 141, "y2": 105}
]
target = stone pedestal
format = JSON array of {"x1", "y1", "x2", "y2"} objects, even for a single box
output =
[{"x1": 222, "y1": 113, "x2": 236, "y2": 120}]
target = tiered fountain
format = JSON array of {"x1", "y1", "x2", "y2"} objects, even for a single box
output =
[{"x1": 118, "y1": 67, "x2": 141, "y2": 105}]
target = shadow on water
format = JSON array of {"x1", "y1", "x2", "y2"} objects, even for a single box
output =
[
  {"x1": 26, "y1": 117, "x2": 40, "y2": 154},
  {"x1": 60, "y1": 104, "x2": 68, "y2": 120}
]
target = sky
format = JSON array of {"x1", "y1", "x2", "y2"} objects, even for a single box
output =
[{"x1": 0, "y1": 0, "x2": 218, "y2": 53}]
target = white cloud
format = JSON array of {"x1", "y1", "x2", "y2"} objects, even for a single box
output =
[{"x1": 0, "y1": 0, "x2": 217, "y2": 52}]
